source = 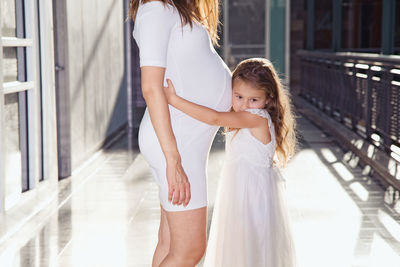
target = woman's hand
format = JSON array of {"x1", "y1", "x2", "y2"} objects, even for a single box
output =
[
  {"x1": 164, "y1": 79, "x2": 177, "y2": 104},
  {"x1": 166, "y1": 155, "x2": 191, "y2": 207}
]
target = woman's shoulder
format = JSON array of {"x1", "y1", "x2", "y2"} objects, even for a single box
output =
[
  {"x1": 134, "y1": 0, "x2": 178, "y2": 33},
  {"x1": 137, "y1": 1, "x2": 175, "y2": 17},
  {"x1": 140, "y1": 0, "x2": 168, "y2": 8}
]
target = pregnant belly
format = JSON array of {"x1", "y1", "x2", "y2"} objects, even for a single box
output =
[
  {"x1": 179, "y1": 62, "x2": 232, "y2": 110},
  {"x1": 166, "y1": 46, "x2": 232, "y2": 111}
]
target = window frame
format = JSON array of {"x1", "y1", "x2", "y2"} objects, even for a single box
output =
[{"x1": 0, "y1": 0, "x2": 39, "y2": 211}]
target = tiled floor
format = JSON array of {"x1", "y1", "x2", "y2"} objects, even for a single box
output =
[{"x1": 0, "y1": 114, "x2": 400, "y2": 267}]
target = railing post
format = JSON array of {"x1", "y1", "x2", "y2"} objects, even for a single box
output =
[
  {"x1": 382, "y1": 68, "x2": 393, "y2": 153},
  {"x1": 365, "y1": 66, "x2": 372, "y2": 140}
]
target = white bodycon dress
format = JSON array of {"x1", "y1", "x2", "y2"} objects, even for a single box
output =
[{"x1": 133, "y1": 1, "x2": 232, "y2": 212}]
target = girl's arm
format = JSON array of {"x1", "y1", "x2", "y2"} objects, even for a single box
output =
[
  {"x1": 141, "y1": 67, "x2": 190, "y2": 207},
  {"x1": 165, "y1": 79, "x2": 265, "y2": 129}
]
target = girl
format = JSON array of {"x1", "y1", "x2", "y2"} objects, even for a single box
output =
[{"x1": 164, "y1": 58, "x2": 297, "y2": 267}]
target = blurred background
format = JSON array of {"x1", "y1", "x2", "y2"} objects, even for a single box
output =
[{"x1": 0, "y1": 0, "x2": 399, "y2": 266}]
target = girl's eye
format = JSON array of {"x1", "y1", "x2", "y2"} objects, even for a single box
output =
[
  {"x1": 251, "y1": 99, "x2": 258, "y2": 102},
  {"x1": 236, "y1": 95, "x2": 242, "y2": 99}
]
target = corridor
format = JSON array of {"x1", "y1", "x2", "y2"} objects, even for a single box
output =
[{"x1": 0, "y1": 114, "x2": 399, "y2": 267}]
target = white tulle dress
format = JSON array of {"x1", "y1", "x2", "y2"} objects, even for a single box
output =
[{"x1": 203, "y1": 108, "x2": 296, "y2": 267}]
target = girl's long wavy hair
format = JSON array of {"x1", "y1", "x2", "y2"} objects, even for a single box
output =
[
  {"x1": 232, "y1": 58, "x2": 297, "y2": 167},
  {"x1": 128, "y1": 0, "x2": 220, "y2": 45}
]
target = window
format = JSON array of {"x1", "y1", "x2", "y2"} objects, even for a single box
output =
[
  {"x1": 395, "y1": 0, "x2": 400, "y2": 54},
  {"x1": 1, "y1": 0, "x2": 39, "y2": 209},
  {"x1": 341, "y1": 0, "x2": 382, "y2": 52},
  {"x1": 1, "y1": 0, "x2": 17, "y2": 37},
  {"x1": 2, "y1": 47, "x2": 18, "y2": 82},
  {"x1": 228, "y1": 0, "x2": 266, "y2": 65},
  {"x1": 314, "y1": 0, "x2": 333, "y2": 49}
]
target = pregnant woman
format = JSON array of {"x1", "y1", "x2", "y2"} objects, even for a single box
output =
[{"x1": 129, "y1": 0, "x2": 231, "y2": 266}]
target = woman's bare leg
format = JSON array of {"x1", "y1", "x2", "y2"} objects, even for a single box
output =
[
  {"x1": 152, "y1": 206, "x2": 171, "y2": 267},
  {"x1": 159, "y1": 207, "x2": 207, "y2": 267}
]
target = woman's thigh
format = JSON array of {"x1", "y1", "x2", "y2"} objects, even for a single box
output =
[{"x1": 165, "y1": 207, "x2": 207, "y2": 254}]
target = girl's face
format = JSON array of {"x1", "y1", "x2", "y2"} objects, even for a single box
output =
[{"x1": 232, "y1": 79, "x2": 268, "y2": 112}]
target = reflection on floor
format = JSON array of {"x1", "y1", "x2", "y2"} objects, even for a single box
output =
[{"x1": 0, "y1": 114, "x2": 399, "y2": 267}]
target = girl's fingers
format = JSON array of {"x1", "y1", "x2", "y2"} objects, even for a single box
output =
[{"x1": 166, "y1": 79, "x2": 176, "y2": 93}]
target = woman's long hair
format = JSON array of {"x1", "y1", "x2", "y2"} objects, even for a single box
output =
[
  {"x1": 128, "y1": 0, "x2": 220, "y2": 45},
  {"x1": 232, "y1": 58, "x2": 297, "y2": 167}
]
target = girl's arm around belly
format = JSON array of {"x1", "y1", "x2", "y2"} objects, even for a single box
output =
[{"x1": 165, "y1": 79, "x2": 265, "y2": 129}]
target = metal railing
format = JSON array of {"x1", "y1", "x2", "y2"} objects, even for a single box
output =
[{"x1": 298, "y1": 50, "x2": 400, "y2": 162}]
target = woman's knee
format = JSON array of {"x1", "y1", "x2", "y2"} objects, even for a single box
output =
[
  {"x1": 157, "y1": 234, "x2": 170, "y2": 255},
  {"x1": 190, "y1": 238, "x2": 207, "y2": 259},
  {"x1": 173, "y1": 238, "x2": 206, "y2": 264},
  {"x1": 157, "y1": 213, "x2": 171, "y2": 251},
  {"x1": 160, "y1": 242, "x2": 206, "y2": 267}
]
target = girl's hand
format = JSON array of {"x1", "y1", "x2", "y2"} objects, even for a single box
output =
[
  {"x1": 166, "y1": 155, "x2": 191, "y2": 207},
  {"x1": 164, "y1": 79, "x2": 177, "y2": 104}
]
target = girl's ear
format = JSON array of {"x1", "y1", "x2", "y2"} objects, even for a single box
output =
[{"x1": 266, "y1": 94, "x2": 274, "y2": 105}]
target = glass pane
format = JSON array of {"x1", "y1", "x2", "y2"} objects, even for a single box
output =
[
  {"x1": 1, "y1": 0, "x2": 17, "y2": 37},
  {"x1": 4, "y1": 93, "x2": 22, "y2": 210},
  {"x1": 395, "y1": 0, "x2": 400, "y2": 54},
  {"x1": 314, "y1": 0, "x2": 333, "y2": 49},
  {"x1": 228, "y1": 0, "x2": 266, "y2": 65},
  {"x1": 341, "y1": 0, "x2": 382, "y2": 52},
  {"x1": 3, "y1": 47, "x2": 18, "y2": 82}
]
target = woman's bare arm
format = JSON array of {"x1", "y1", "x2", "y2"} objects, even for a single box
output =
[{"x1": 141, "y1": 67, "x2": 190, "y2": 207}]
